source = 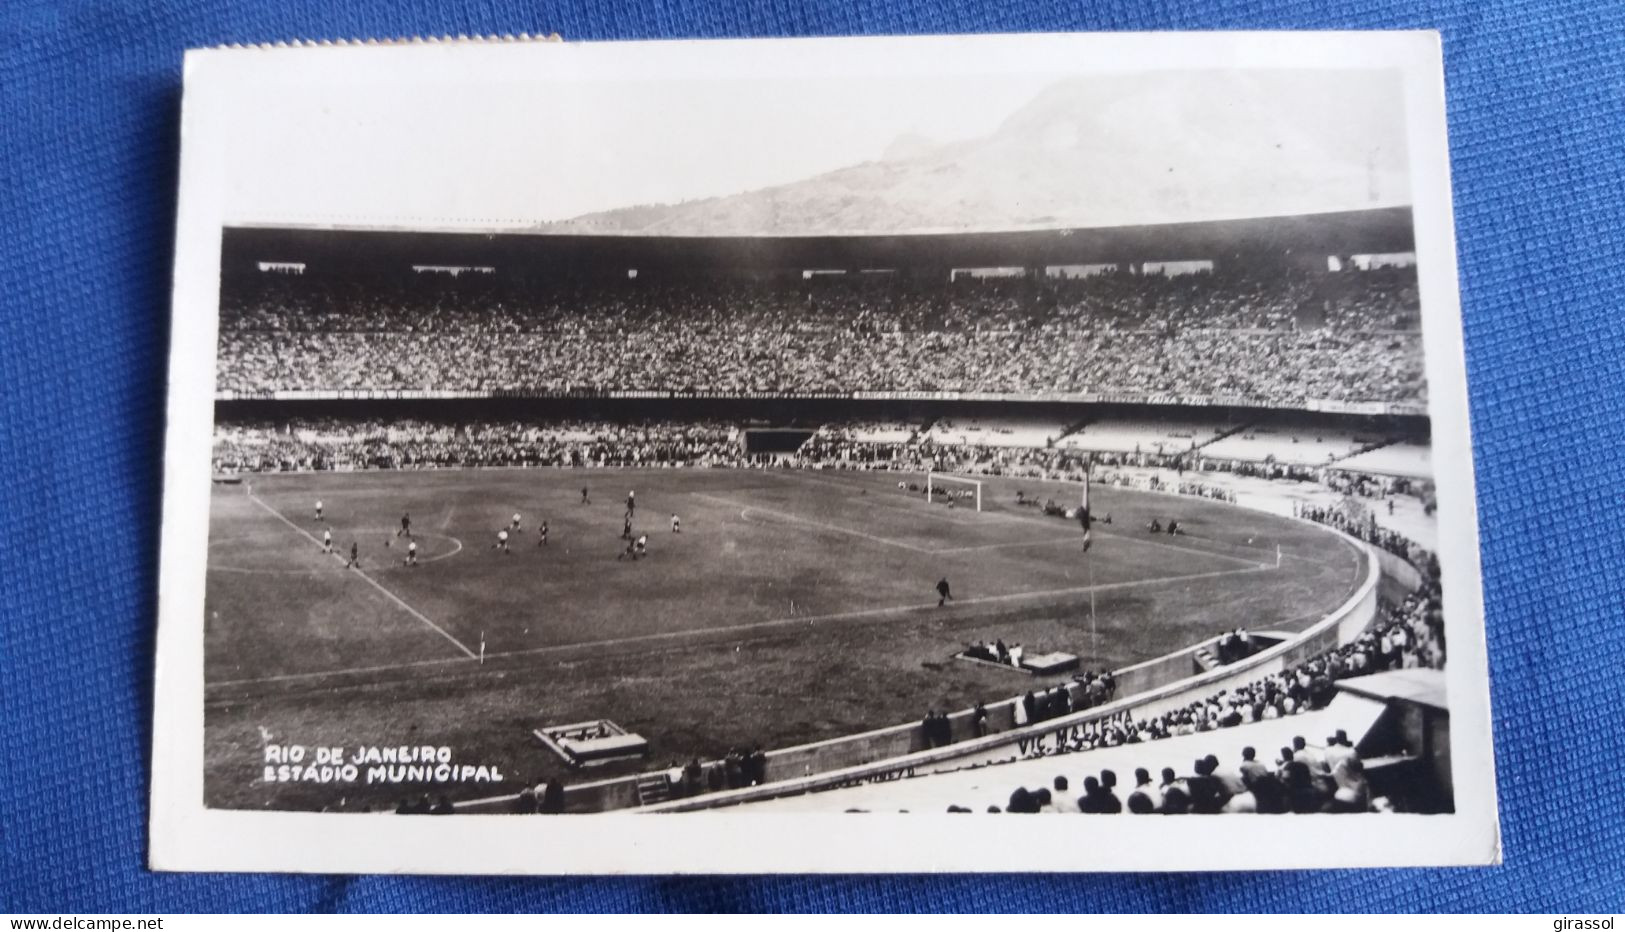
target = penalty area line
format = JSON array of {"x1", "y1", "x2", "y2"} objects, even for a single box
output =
[{"x1": 244, "y1": 492, "x2": 479, "y2": 661}]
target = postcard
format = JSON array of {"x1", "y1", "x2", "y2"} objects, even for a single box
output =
[{"x1": 151, "y1": 30, "x2": 1498, "y2": 873}]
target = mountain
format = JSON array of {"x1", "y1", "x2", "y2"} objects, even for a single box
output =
[{"x1": 539, "y1": 70, "x2": 1411, "y2": 236}]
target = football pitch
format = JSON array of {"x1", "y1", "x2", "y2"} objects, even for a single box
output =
[{"x1": 203, "y1": 467, "x2": 1366, "y2": 810}]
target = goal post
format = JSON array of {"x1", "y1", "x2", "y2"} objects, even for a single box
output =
[{"x1": 925, "y1": 472, "x2": 982, "y2": 512}]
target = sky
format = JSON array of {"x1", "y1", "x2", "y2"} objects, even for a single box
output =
[{"x1": 211, "y1": 36, "x2": 1413, "y2": 232}]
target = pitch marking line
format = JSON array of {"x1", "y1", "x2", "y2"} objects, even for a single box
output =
[
  {"x1": 244, "y1": 492, "x2": 479, "y2": 660},
  {"x1": 206, "y1": 562, "x2": 1273, "y2": 690}
]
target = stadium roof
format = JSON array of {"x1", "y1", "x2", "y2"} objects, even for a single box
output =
[{"x1": 223, "y1": 207, "x2": 1414, "y2": 275}]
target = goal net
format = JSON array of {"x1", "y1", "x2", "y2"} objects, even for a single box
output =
[{"x1": 925, "y1": 472, "x2": 982, "y2": 512}]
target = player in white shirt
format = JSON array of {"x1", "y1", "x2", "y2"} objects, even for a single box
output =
[
  {"x1": 404, "y1": 539, "x2": 419, "y2": 566},
  {"x1": 314, "y1": 500, "x2": 324, "y2": 521},
  {"x1": 511, "y1": 512, "x2": 522, "y2": 532},
  {"x1": 322, "y1": 528, "x2": 333, "y2": 554},
  {"x1": 634, "y1": 533, "x2": 648, "y2": 558},
  {"x1": 492, "y1": 528, "x2": 510, "y2": 554},
  {"x1": 671, "y1": 513, "x2": 680, "y2": 533}
]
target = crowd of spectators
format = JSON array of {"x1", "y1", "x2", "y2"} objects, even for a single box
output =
[
  {"x1": 921, "y1": 541, "x2": 1442, "y2": 785},
  {"x1": 270, "y1": 410, "x2": 1446, "y2": 813},
  {"x1": 217, "y1": 267, "x2": 1425, "y2": 405},
  {"x1": 984, "y1": 730, "x2": 1378, "y2": 815},
  {"x1": 651, "y1": 566, "x2": 1440, "y2": 811},
  {"x1": 962, "y1": 639, "x2": 1025, "y2": 669},
  {"x1": 213, "y1": 419, "x2": 1435, "y2": 539},
  {"x1": 1123, "y1": 583, "x2": 1444, "y2": 746}
]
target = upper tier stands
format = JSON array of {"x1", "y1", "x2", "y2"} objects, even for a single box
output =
[
  {"x1": 215, "y1": 267, "x2": 1426, "y2": 406},
  {"x1": 1057, "y1": 418, "x2": 1230, "y2": 456}
]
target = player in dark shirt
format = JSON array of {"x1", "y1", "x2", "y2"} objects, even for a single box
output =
[
  {"x1": 345, "y1": 541, "x2": 360, "y2": 569},
  {"x1": 936, "y1": 577, "x2": 954, "y2": 607},
  {"x1": 537, "y1": 520, "x2": 549, "y2": 547},
  {"x1": 622, "y1": 515, "x2": 633, "y2": 540},
  {"x1": 397, "y1": 512, "x2": 412, "y2": 539},
  {"x1": 581, "y1": 487, "x2": 590, "y2": 505}
]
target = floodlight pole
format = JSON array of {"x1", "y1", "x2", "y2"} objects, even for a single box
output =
[{"x1": 1087, "y1": 551, "x2": 1098, "y2": 662}]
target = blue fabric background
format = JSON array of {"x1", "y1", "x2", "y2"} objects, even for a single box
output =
[{"x1": 2, "y1": 0, "x2": 1622, "y2": 914}]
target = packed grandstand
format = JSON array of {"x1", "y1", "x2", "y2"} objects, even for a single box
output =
[{"x1": 216, "y1": 265, "x2": 1423, "y2": 405}]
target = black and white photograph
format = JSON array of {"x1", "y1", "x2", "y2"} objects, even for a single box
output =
[{"x1": 151, "y1": 31, "x2": 1497, "y2": 873}]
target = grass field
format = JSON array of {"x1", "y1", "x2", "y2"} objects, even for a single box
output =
[{"x1": 202, "y1": 466, "x2": 1366, "y2": 810}]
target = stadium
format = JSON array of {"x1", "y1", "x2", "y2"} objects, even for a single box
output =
[{"x1": 204, "y1": 211, "x2": 1446, "y2": 818}]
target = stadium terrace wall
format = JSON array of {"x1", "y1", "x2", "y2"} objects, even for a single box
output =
[
  {"x1": 1373, "y1": 547, "x2": 1426, "y2": 604},
  {"x1": 455, "y1": 519, "x2": 1387, "y2": 815},
  {"x1": 214, "y1": 389, "x2": 1428, "y2": 418},
  {"x1": 222, "y1": 208, "x2": 1415, "y2": 280}
]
